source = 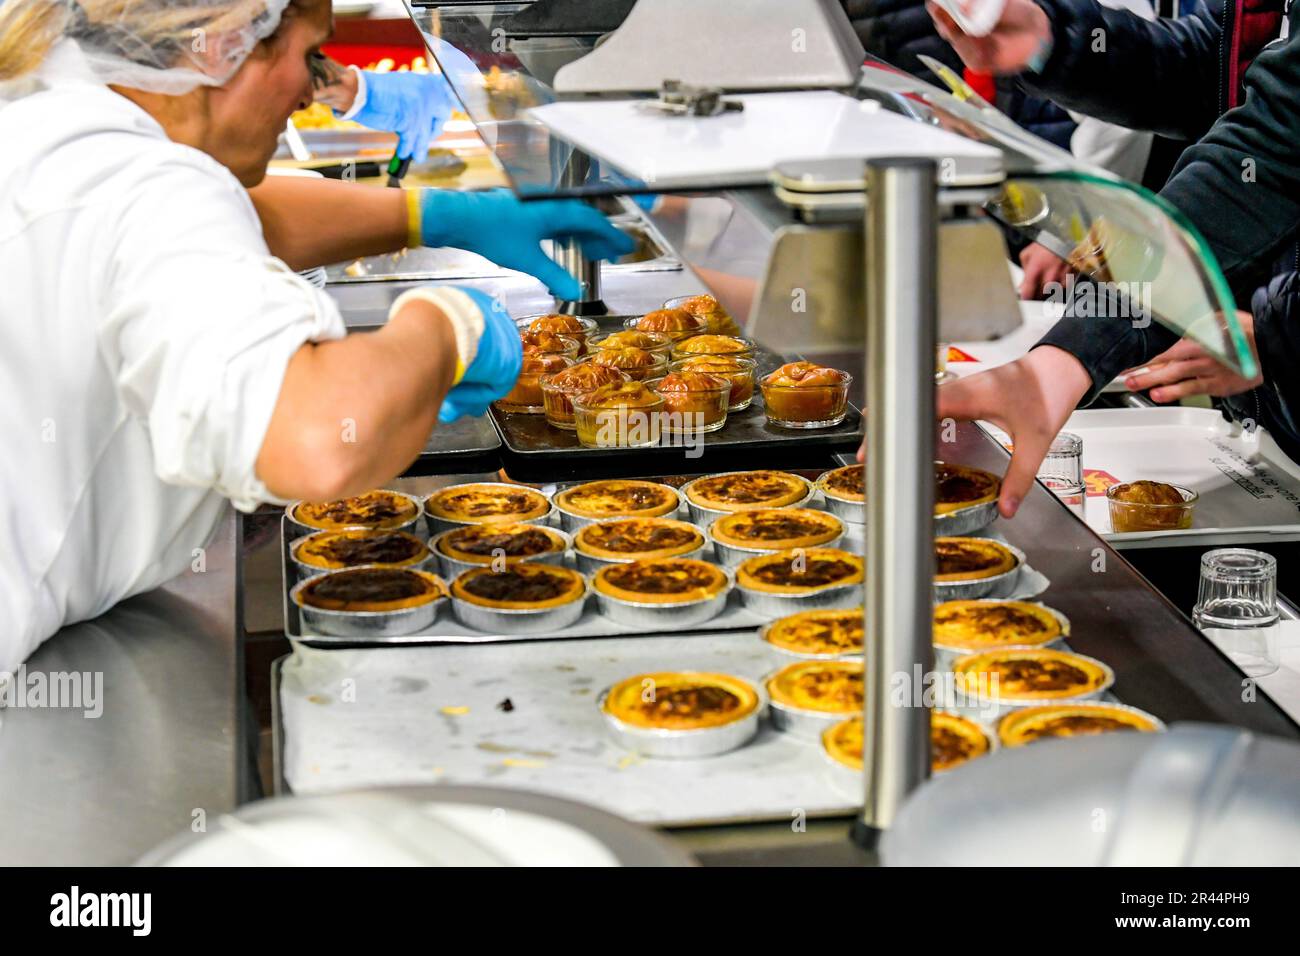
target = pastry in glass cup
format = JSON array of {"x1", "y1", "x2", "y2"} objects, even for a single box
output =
[
  {"x1": 760, "y1": 361, "x2": 852, "y2": 429},
  {"x1": 494, "y1": 350, "x2": 573, "y2": 413},
  {"x1": 663, "y1": 293, "x2": 742, "y2": 335},
  {"x1": 671, "y1": 355, "x2": 756, "y2": 411},
  {"x1": 518, "y1": 327, "x2": 580, "y2": 360},
  {"x1": 649, "y1": 370, "x2": 730, "y2": 434},
  {"x1": 625, "y1": 307, "x2": 707, "y2": 342},
  {"x1": 539, "y1": 361, "x2": 628, "y2": 430},
  {"x1": 588, "y1": 346, "x2": 669, "y2": 382},
  {"x1": 571, "y1": 381, "x2": 664, "y2": 448},
  {"x1": 515, "y1": 313, "x2": 597, "y2": 353},
  {"x1": 588, "y1": 329, "x2": 673, "y2": 356},
  {"x1": 671, "y1": 334, "x2": 755, "y2": 361}
]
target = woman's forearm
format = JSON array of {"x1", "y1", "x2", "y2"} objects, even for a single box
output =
[
  {"x1": 248, "y1": 176, "x2": 410, "y2": 271},
  {"x1": 255, "y1": 299, "x2": 457, "y2": 501}
]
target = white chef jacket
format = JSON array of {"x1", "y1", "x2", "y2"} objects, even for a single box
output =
[{"x1": 0, "y1": 42, "x2": 346, "y2": 672}]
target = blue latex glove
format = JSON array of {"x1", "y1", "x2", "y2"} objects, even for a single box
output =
[
  {"x1": 437, "y1": 287, "x2": 523, "y2": 423},
  {"x1": 351, "y1": 70, "x2": 456, "y2": 161},
  {"x1": 418, "y1": 189, "x2": 635, "y2": 300}
]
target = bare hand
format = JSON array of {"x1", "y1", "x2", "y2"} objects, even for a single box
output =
[
  {"x1": 1018, "y1": 242, "x2": 1070, "y2": 300},
  {"x1": 927, "y1": 0, "x2": 1053, "y2": 75},
  {"x1": 938, "y1": 346, "x2": 1091, "y2": 517},
  {"x1": 1121, "y1": 311, "x2": 1262, "y2": 402}
]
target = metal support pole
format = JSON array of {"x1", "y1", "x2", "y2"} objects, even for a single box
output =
[
  {"x1": 554, "y1": 148, "x2": 607, "y2": 315},
  {"x1": 853, "y1": 158, "x2": 938, "y2": 848}
]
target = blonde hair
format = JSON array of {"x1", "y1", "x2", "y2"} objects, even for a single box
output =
[{"x1": 0, "y1": 0, "x2": 284, "y2": 85}]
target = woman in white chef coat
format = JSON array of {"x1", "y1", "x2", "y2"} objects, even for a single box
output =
[{"x1": 0, "y1": 0, "x2": 631, "y2": 671}]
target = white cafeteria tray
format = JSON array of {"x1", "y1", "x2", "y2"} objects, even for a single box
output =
[{"x1": 1057, "y1": 407, "x2": 1300, "y2": 549}]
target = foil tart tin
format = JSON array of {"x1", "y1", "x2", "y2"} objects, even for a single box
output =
[
  {"x1": 932, "y1": 542, "x2": 1026, "y2": 601},
  {"x1": 817, "y1": 489, "x2": 866, "y2": 526},
  {"x1": 596, "y1": 681, "x2": 764, "y2": 758},
  {"x1": 947, "y1": 649, "x2": 1116, "y2": 721},
  {"x1": 761, "y1": 668, "x2": 861, "y2": 740},
  {"x1": 932, "y1": 602, "x2": 1071, "y2": 670},
  {"x1": 285, "y1": 490, "x2": 425, "y2": 541},
  {"x1": 429, "y1": 526, "x2": 572, "y2": 580},
  {"x1": 592, "y1": 567, "x2": 735, "y2": 630},
  {"x1": 287, "y1": 532, "x2": 438, "y2": 585},
  {"x1": 449, "y1": 574, "x2": 589, "y2": 635},
  {"x1": 708, "y1": 513, "x2": 844, "y2": 568},
  {"x1": 994, "y1": 700, "x2": 1166, "y2": 747},
  {"x1": 933, "y1": 498, "x2": 1000, "y2": 537},
  {"x1": 574, "y1": 540, "x2": 708, "y2": 576},
  {"x1": 737, "y1": 579, "x2": 862, "y2": 617},
  {"x1": 680, "y1": 472, "x2": 814, "y2": 525},
  {"x1": 552, "y1": 483, "x2": 685, "y2": 533},
  {"x1": 290, "y1": 566, "x2": 447, "y2": 638},
  {"x1": 757, "y1": 617, "x2": 864, "y2": 660},
  {"x1": 423, "y1": 482, "x2": 556, "y2": 537}
]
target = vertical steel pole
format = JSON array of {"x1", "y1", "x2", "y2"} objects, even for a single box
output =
[
  {"x1": 554, "y1": 148, "x2": 607, "y2": 315},
  {"x1": 854, "y1": 158, "x2": 938, "y2": 847}
]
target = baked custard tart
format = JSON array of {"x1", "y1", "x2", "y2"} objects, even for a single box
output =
[
  {"x1": 425, "y1": 483, "x2": 552, "y2": 533},
  {"x1": 932, "y1": 599, "x2": 1065, "y2": 654},
  {"x1": 450, "y1": 563, "x2": 587, "y2": 633},
  {"x1": 710, "y1": 508, "x2": 843, "y2": 565},
  {"x1": 682, "y1": 469, "x2": 810, "y2": 516},
  {"x1": 292, "y1": 566, "x2": 446, "y2": 637},
  {"x1": 933, "y1": 536, "x2": 1021, "y2": 599},
  {"x1": 574, "y1": 518, "x2": 705, "y2": 568},
  {"x1": 292, "y1": 529, "x2": 431, "y2": 577},
  {"x1": 737, "y1": 547, "x2": 862, "y2": 615},
  {"x1": 934, "y1": 462, "x2": 1000, "y2": 515},
  {"x1": 600, "y1": 671, "x2": 760, "y2": 757},
  {"x1": 931, "y1": 711, "x2": 993, "y2": 771},
  {"x1": 626, "y1": 307, "x2": 707, "y2": 342},
  {"x1": 998, "y1": 702, "x2": 1163, "y2": 747},
  {"x1": 593, "y1": 557, "x2": 731, "y2": 627},
  {"x1": 762, "y1": 608, "x2": 864, "y2": 658},
  {"x1": 432, "y1": 522, "x2": 567, "y2": 576},
  {"x1": 767, "y1": 659, "x2": 863, "y2": 737},
  {"x1": 952, "y1": 647, "x2": 1113, "y2": 711},
  {"x1": 539, "y1": 361, "x2": 628, "y2": 429},
  {"x1": 818, "y1": 464, "x2": 864, "y2": 502},
  {"x1": 290, "y1": 490, "x2": 421, "y2": 534},
  {"x1": 554, "y1": 479, "x2": 680, "y2": 527}
]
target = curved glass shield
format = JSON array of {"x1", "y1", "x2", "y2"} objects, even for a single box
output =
[{"x1": 986, "y1": 172, "x2": 1256, "y2": 378}]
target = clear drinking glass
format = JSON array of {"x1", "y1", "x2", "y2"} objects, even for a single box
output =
[
  {"x1": 1038, "y1": 432, "x2": 1085, "y2": 517},
  {"x1": 1192, "y1": 548, "x2": 1281, "y2": 678}
]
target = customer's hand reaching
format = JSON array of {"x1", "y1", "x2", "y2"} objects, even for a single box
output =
[{"x1": 1121, "y1": 312, "x2": 1262, "y2": 402}]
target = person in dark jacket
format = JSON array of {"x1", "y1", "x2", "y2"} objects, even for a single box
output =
[{"x1": 931, "y1": 0, "x2": 1300, "y2": 515}]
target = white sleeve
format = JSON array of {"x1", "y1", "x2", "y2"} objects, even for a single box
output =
[{"x1": 98, "y1": 150, "x2": 347, "y2": 511}]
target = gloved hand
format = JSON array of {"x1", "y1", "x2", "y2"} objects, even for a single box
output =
[
  {"x1": 350, "y1": 70, "x2": 457, "y2": 161},
  {"x1": 389, "y1": 286, "x2": 523, "y2": 422},
  {"x1": 415, "y1": 188, "x2": 635, "y2": 300}
]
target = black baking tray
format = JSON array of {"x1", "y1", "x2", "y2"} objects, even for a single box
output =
[
  {"x1": 402, "y1": 413, "x2": 502, "y2": 477},
  {"x1": 490, "y1": 316, "x2": 864, "y2": 479}
]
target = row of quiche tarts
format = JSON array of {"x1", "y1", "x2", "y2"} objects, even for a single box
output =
[{"x1": 281, "y1": 465, "x2": 1162, "y2": 773}]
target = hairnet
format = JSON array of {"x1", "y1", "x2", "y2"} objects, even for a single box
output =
[{"x1": 0, "y1": 0, "x2": 294, "y2": 94}]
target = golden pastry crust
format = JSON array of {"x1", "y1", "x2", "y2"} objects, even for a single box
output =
[
  {"x1": 593, "y1": 558, "x2": 728, "y2": 604},
  {"x1": 555, "y1": 479, "x2": 679, "y2": 519},
  {"x1": 294, "y1": 530, "x2": 429, "y2": 572},
  {"x1": 575, "y1": 381, "x2": 663, "y2": 408},
  {"x1": 426, "y1": 484, "x2": 551, "y2": 524},
  {"x1": 1110, "y1": 479, "x2": 1184, "y2": 505},
  {"x1": 590, "y1": 330, "x2": 672, "y2": 353},
  {"x1": 652, "y1": 371, "x2": 730, "y2": 425},
  {"x1": 1106, "y1": 480, "x2": 1194, "y2": 532},
  {"x1": 931, "y1": 712, "x2": 992, "y2": 771},
  {"x1": 575, "y1": 518, "x2": 704, "y2": 562},
  {"x1": 524, "y1": 313, "x2": 592, "y2": 338},
  {"x1": 518, "y1": 328, "x2": 580, "y2": 356},
  {"x1": 818, "y1": 464, "x2": 864, "y2": 502},
  {"x1": 711, "y1": 508, "x2": 842, "y2": 551},
  {"x1": 764, "y1": 609, "x2": 864, "y2": 656},
  {"x1": 603, "y1": 672, "x2": 758, "y2": 730},
  {"x1": 998, "y1": 703, "x2": 1161, "y2": 746},
  {"x1": 672, "y1": 294, "x2": 742, "y2": 335},
  {"x1": 953, "y1": 648, "x2": 1111, "y2": 702},
  {"x1": 685, "y1": 470, "x2": 808, "y2": 511},
  {"x1": 632, "y1": 308, "x2": 707, "y2": 340},
  {"x1": 297, "y1": 567, "x2": 445, "y2": 613},
  {"x1": 291, "y1": 490, "x2": 419, "y2": 532},
  {"x1": 671, "y1": 355, "x2": 756, "y2": 407},
  {"x1": 933, "y1": 537, "x2": 1018, "y2": 582},
  {"x1": 934, "y1": 462, "x2": 1001, "y2": 515},
  {"x1": 588, "y1": 347, "x2": 668, "y2": 381},
  {"x1": 932, "y1": 600, "x2": 1063, "y2": 651},
  {"x1": 737, "y1": 548, "x2": 863, "y2": 595},
  {"x1": 767, "y1": 659, "x2": 863, "y2": 714},
  {"x1": 451, "y1": 563, "x2": 585, "y2": 610},
  {"x1": 760, "y1": 362, "x2": 851, "y2": 425},
  {"x1": 671, "y1": 334, "x2": 753, "y2": 358},
  {"x1": 436, "y1": 523, "x2": 566, "y2": 565}
]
